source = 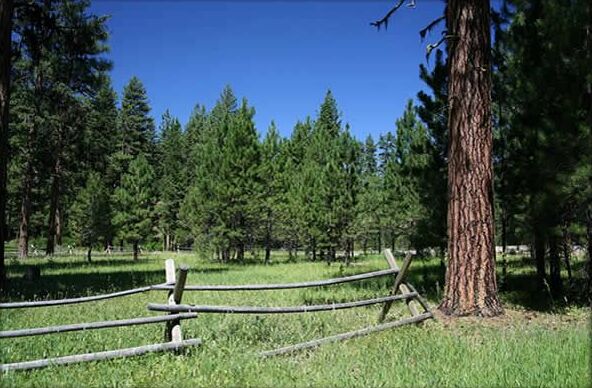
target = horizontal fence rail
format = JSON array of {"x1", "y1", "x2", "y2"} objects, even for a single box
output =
[
  {"x1": 151, "y1": 268, "x2": 399, "y2": 292},
  {"x1": 0, "y1": 338, "x2": 202, "y2": 372},
  {"x1": 0, "y1": 284, "x2": 165, "y2": 309},
  {"x1": 147, "y1": 292, "x2": 418, "y2": 314},
  {"x1": 260, "y1": 311, "x2": 433, "y2": 357},
  {"x1": 0, "y1": 313, "x2": 199, "y2": 339}
]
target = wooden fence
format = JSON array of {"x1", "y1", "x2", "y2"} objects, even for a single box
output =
[
  {"x1": 0, "y1": 260, "x2": 200, "y2": 372},
  {"x1": 1, "y1": 249, "x2": 432, "y2": 371}
]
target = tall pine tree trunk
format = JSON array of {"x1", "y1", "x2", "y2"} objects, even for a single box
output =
[
  {"x1": 46, "y1": 118, "x2": 66, "y2": 256},
  {"x1": 562, "y1": 222, "x2": 572, "y2": 281},
  {"x1": 46, "y1": 156, "x2": 62, "y2": 256},
  {"x1": 440, "y1": 0, "x2": 502, "y2": 317},
  {"x1": 0, "y1": 0, "x2": 13, "y2": 289},
  {"x1": 534, "y1": 229, "x2": 547, "y2": 286},
  {"x1": 548, "y1": 235, "x2": 562, "y2": 298},
  {"x1": 18, "y1": 158, "x2": 33, "y2": 258},
  {"x1": 55, "y1": 206, "x2": 62, "y2": 246}
]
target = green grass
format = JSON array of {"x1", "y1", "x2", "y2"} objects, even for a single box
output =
[{"x1": 1, "y1": 252, "x2": 589, "y2": 387}]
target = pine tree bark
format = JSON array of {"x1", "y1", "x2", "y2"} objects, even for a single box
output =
[
  {"x1": 439, "y1": 0, "x2": 503, "y2": 316},
  {"x1": 0, "y1": 0, "x2": 13, "y2": 289}
]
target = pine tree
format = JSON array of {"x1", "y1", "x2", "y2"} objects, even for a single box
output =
[
  {"x1": 113, "y1": 154, "x2": 155, "y2": 260},
  {"x1": 259, "y1": 121, "x2": 282, "y2": 264},
  {"x1": 109, "y1": 77, "x2": 155, "y2": 190},
  {"x1": 416, "y1": 49, "x2": 448, "y2": 252},
  {"x1": 156, "y1": 111, "x2": 187, "y2": 251},
  {"x1": 496, "y1": 0, "x2": 592, "y2": 298},
  {"x1": 181, "y1": 87, "x2": 260, "y2": 261},
  {"x1": 69, "y1": 172, "x2": 110, "y2": 262},
  {"x1": 354, "y1": 135, "x2": 382, "y2": 255},
  {"x1": 85, "y1": 78, "x2": 118, "y2": 175}
]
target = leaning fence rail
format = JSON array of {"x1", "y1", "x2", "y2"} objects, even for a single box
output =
[
  {"x1": 0, "y1": 313, "x2": 198, "y2": 339},
  {"x1": 151, "y1": 267, "x2": 398, "y2": 291},
  {"x1": 0, "y1": 339, "x2": 202, "y2": 372},
  {"x1": 147, "y1": 292, "x2": 418, "y2": 314},
  {"x1": 0, "y1": 285, "x2": 160, "y2": 309}
]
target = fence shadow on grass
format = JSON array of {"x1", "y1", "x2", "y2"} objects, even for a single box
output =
[{"x1": 2, "y1": 265, "x2": 229, "y2": 302}]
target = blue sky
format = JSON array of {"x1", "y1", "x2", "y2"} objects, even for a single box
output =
[{"x1": 90, "y1": 0, "x2": 446, "y2": 140}]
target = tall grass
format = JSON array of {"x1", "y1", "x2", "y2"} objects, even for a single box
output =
[{"x1": 1, "y1": 252, "x2": 589, "y2": 387}]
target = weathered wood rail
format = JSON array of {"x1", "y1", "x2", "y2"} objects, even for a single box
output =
[
  {"x1": 151, "y1": 267, "x2": 398, "y2": 291},
  {"x1": 147, "y1": 292, "x2": 418, "y2": 314},
  {"x1": 0, "y1": 313, "x2": 198, "y2": 339},
  {"x1": 1, "y1": 249, "x2": 432, "y2": 370},
  {"x1": 150, "y1": 249, "x2": 433, "y2": 357},
  {"x1": 0, "y1": 259, "x2": 199, "y2": 372},
  {"x1": 0, "y1": 285, "x2": 158, "y2": 309}
]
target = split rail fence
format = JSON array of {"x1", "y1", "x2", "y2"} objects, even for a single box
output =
[{"x1": 0, "y1": 249, "x2": 432, "y2": 371}]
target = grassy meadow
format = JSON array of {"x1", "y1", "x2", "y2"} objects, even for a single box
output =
[{"x1": 1, "y1": 251, "x2": 589, "y2": 387}]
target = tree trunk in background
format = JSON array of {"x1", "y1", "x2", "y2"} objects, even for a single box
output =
[
  {"x1": 548, "y1": 235, "x2": 562, "y2": 298},
  {"x1": 562, "y1": 223, "x2": 572, "y2": 281},
  {"x1": 55, "y1": 206, "x2": 62, "y2": 246},
  {"x1": 46, "y1": 157, "x2": 62, "y2": 255},
  {"x1": 0, "y1": 0, "x2": 13, "y2": 289},
  {"x1": 46, "y1": 119, "x2": 66, "y2": 256},
  {"x1": 87, "y1": 246, "x2": 92, "y2": 262},
  {"x1": 264, "y1": 219, "x2": 271, "y2": 265},
  {"x1": 133, "y1": 241, "x2": 138, "y2": 261},
  {"x1": 439, "y1": 0, "x2": 503, "y2": 317},
  {"x1": 377, "y1": 230, "x2": 382, "y2": 254},
  {"x1": 18, "y1": 160, "x2": 33, "y2": 258},
  {"x1": 586, "y1": 208, "x2": 592, "y2": 302},
  {"x1": 534, "y1": 230, "x2": 546, "y2": 286}
]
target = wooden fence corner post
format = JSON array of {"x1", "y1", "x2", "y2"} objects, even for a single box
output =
[
  {"x1": 164, "y1": 260, "x2": 188, "y2": 343},
  {"x1": 378, "y1": 250, "x2": 413, "y2": 323}
]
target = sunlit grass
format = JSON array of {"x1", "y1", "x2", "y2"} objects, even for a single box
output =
[{"x1": 1, "y1": 252, "x2": 589, "y2": 387}]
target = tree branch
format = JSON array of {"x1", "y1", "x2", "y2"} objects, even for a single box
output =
[
  {"x1": 370, "y1": 0, "x2": 405, "y2": 30},
  {"x1": 420, "y1": 16, "x2": 445, "y2": 40}
]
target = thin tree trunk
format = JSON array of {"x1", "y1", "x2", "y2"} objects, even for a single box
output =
[
  {"x1": 534, "y1": 230, "x2": 547, "y2": 286},
  {"x1": 548, "y1": 235, "x2": 562, "y2": 298},
  {"x1": 46, "y1": 156, "x2": 62, "y2": 256},
  {"x1": 264, "y1": 220, "x2": 271, "y2": 265},
  {"x1": 87, "y1": 246, "x2": 92, "y2": 263},
  {"x1": 586, "y1": 207, "x2": 592, "y2": 302},
  {"x1": 55, "y1": 206, "x2": 62, "y2": 246},
  {"x1": 561, "y1": 222, "x2": 572, "y2": 281},
  {"x1": 133, "y1": 241, "x2": 138, "y2": 261},
  {"x1": 0, "y1": 0, "x2": 13, "y2": 289},
  {"x1": 439, "y1": 0, "x2": 502, "y2": 317},
  {"x1": 377, "y1": 230, "x2": 382, "y2": 254},
  {"x1": 18, "y1": 160, "x2": 33, "y2": 258}
]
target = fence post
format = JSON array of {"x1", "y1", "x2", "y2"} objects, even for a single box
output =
[
  {"x1": 164, "y1": 260, "x2": 188, "y2": 342},
  {"x1": 378, "y1": 250, "x2": 414, "y2": 322}
]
